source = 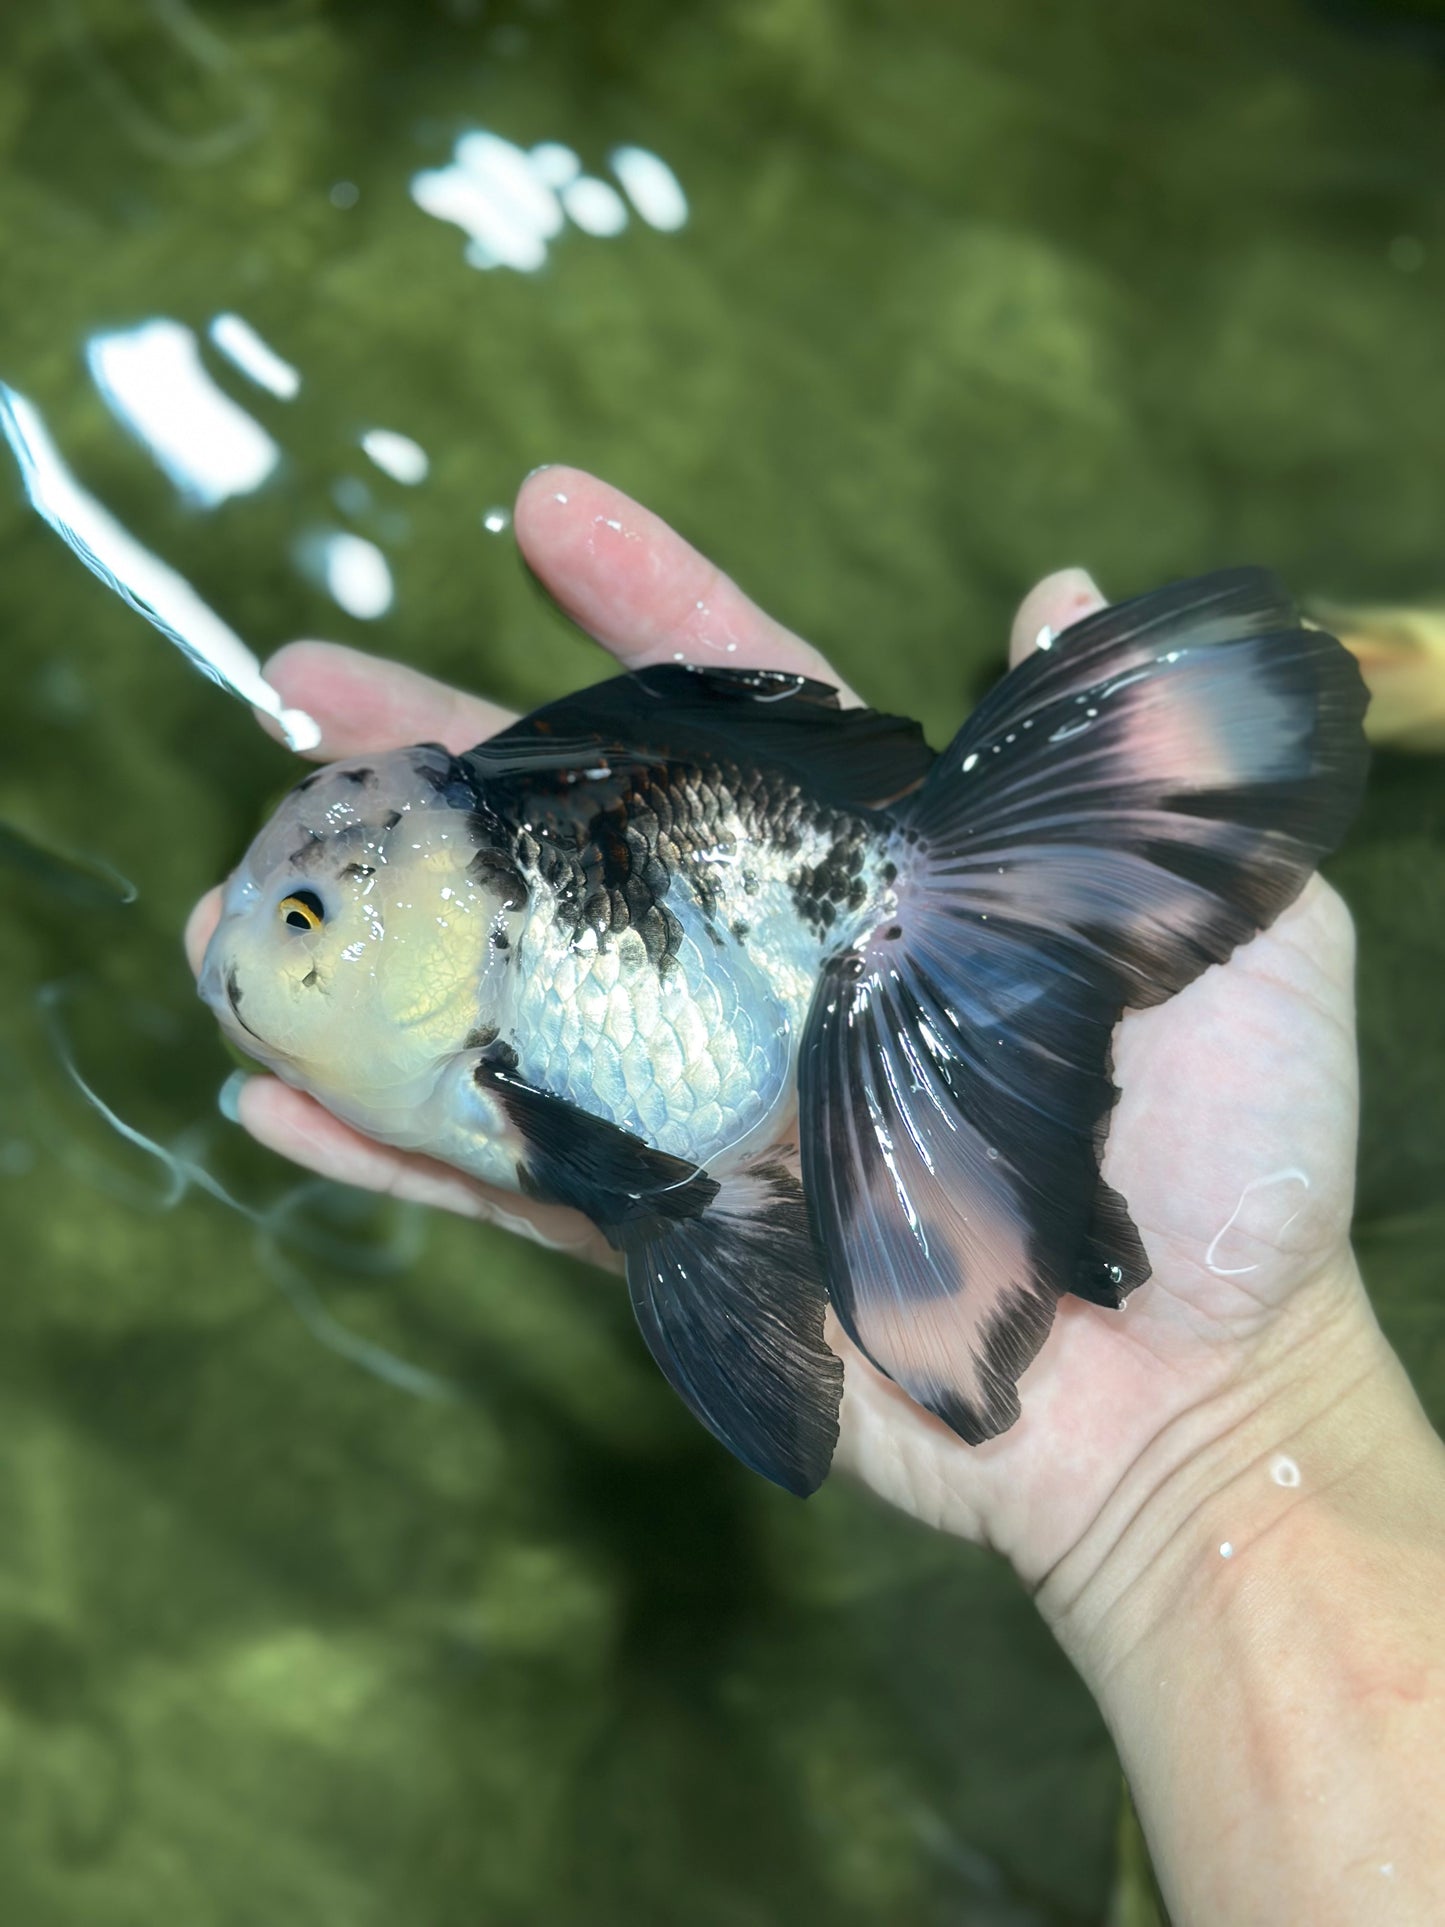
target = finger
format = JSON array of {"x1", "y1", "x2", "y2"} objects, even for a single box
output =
[
  {"x1": 185, "y1": 887, "x2": 222, "y2": 976},
  {"x1": 255, "y1": 641, "x2": 517, "y2": 760},
  {"x1": 1007, "y1": 568, "x2": 1106, "y2": 669},
  {"x1": 233, "y1": 1075, "x2": 615, "y2": 1264},
  {"x1": 514, "y1": 466, "x2": 856, "y2": 696}
]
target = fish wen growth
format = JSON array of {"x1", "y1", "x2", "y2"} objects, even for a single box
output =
[{"x1": 200, "y1": 572, "x2": 1368, "y2": 1494}]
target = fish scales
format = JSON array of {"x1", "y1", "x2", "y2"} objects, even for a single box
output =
[{"x1": 498, "y1": 751, "x2": 895, "y2": 1166}]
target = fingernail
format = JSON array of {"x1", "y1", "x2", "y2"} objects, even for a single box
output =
[
  {"x1": 523, "y1": 463, "x2": 554, "y2": 482},
  {"x1": 218, "y1": 1071, "x2": 250, "y2": 1124}
]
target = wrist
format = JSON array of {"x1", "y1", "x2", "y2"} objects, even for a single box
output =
[
  {"x1": 1037, "y1": 1250, "x2": 1440, "y2": 1688},
  {"x1": 1038, "y1": 1254, "x2": 1445, "y2": 1924}
]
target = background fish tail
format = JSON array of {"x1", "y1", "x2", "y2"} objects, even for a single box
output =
[{"x1": 800, "y1": 570, "x2": 1370, "y2": 1444}]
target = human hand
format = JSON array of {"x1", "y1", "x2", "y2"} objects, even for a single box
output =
[{"x1": 185, "y1": 466, "x2": 1376, "y2": 1600}]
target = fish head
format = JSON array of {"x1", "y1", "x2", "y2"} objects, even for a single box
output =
[{"x1": 199, "y1": 745, "x2": 516, "y2": 1111}]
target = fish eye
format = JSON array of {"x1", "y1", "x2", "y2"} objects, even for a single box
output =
[{"x1": 279, "y1": 888, "x2": 326, "y2": 933}]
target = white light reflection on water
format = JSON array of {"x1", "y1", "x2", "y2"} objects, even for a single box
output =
[
  {"x1": 610, "y1": 146, "x2": 689, "y2": 230},
  {"x1": 412, "y1": 129, "x2": 562, "y2": 270},
  {"x1": 296, "y1": 529, "x2": 395, "y2": 620},
  {"x1": 361, "y1": 428, "x2": 430, "y2": 485},
  {"x1": 0, "y1": 383, "x2": 320, "y2": 749},
  {"x1": 530, "y1": 141, "x2": 580, "y2": 188},
  {"x1": 562, "y1": 176, "x2": 628, "y2": 237},
  {"x1": 88, "y1": 319, "x2": 280, "y2": 508},
  {"x1": 411, "y1": 128, "x2": 686, "y2": 269},
  {"x1": 208, "y1": 312, "x2": 302, "y2": 400}
]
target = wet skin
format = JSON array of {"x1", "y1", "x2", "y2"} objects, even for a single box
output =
[{"x1": 186, "y1": 465, "x2": 1361, "y2": 1588}]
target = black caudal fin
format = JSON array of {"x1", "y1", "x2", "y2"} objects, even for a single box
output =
[
  {"x1": 800, "y1": 571, "x2": 1368, "y2": 1446},
  {"x1": 480, "y1": 1055, "x2": 841, "y2": 1495}
]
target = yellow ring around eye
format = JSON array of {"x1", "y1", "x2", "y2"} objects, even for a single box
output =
[{"x1": 279, "y1": 893, "x2": 325, "y2": 933}]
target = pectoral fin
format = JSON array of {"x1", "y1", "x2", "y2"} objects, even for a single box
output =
[{"x1": 479, "y1": 1057, "x2": 842, "y2": 1495}]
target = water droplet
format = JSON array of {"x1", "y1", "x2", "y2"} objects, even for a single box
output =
[
  {"x1": 985, "y1": 1146, "x2": 999, "y2": 1161},
  {"x1": 330, "y1": 180, "x2": 360, "y2": 209},
  {"x1": 482, "y1": 507, "x2": 510, "y2": 533},
  {"x1": 1271, "y1": 1455, "x2": 1301, "y2": 1489},
  {"x1": 1219, "y1": 1542, "x2": 1234, "y2": 1559}
]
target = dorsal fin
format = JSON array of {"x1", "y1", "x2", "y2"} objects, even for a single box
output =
[{"x1": 470, "y1": 665, "x2": 935, "y2": 812}]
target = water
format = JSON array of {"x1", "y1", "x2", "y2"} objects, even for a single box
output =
[{"x1": 1, "y1": 2, "x2": 1442, "y2": 1921}]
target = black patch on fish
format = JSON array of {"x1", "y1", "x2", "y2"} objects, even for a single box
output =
[
  {"x1": 626, "y1": 1158, "x2": 842, "y2": 1497},
  {"x1": 288, "y1": 830, "x2": 327, "y2": 870},
  {"x1": 475, "y1": 1048, "x2": 841, "y2": 1495},
  {"x1": 410, "y1": 747, "x2": 478, "y2": 809},
  {"x1": 468, "y1": 847, "x2": 528, "y2": 910},
  {"x1": 478, "y1": 1054, "x2": 717, "y2": 1235},
  {"x1": 789, "y1": 830, "x2": 871, "y2": 938},
  {"x1": 477, "y1": 664, "x2": 935, "y2": 813},
  {"x1": 339, "y1": 862, "x2": 375, "y2": 880},
  {"x1": 224, "y1": 966, "x2": 263, "y2": 1043},
  {"x1": 464, "y1": 1025, "x2": 499, "y2": 1051},
  {"x1": 456, "y1": 667, "x2": 920, "y2": 975},
  {"x1": 1072, "y1": 1033, "x2": 1150, "y2": 1307},
  {"x1": 340, "y1": 767, "x2": 374, "y2": 786}
]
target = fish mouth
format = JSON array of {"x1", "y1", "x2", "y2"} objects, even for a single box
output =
[
  {"x1": 200, "y1": 943, "x2": 268, "y2": 1048},
  {"x1": 223, "y1": 965, "x2": 263, "y2": 1041}
]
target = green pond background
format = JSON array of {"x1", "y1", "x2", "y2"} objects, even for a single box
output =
[{"x1": 1, "y1": 1, "x2": 1442, "y2": 1921}]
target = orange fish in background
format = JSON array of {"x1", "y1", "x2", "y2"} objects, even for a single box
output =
[{"x1": 1309, "y1": 601, "x2": 1445, "y2": 752}]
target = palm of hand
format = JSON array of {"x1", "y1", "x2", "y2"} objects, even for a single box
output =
[
  {"x1": 835, "y1": 868, "x2": 1358, "y2": 1579},
  {"x1": 188, "y1": 468, "x2": 1359, "y2": 1579}
]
